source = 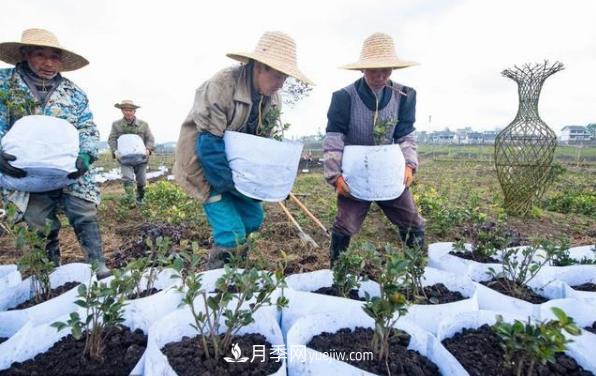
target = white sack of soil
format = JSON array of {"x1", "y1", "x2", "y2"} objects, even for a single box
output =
[
  {"x1": 341, "y1": 144, "x2": 406, "y2": 201},
  {"x1": 286, "y1": 311, "x2": 462, "y2": 376},
  {"x1": 0, "y1": 263, "x2": 92, "y2": 337},
  {"x1": 224, "y1": 131, "x2": 303, "y2": 202},
  {"x1": 117, "y1": 134, "x2": 147, "y2": 166},
  {"x1": 285, "y1": 269, "x2": 380, "y2": 298},
  {"x1": 428, "y1": 242, "x2": 503, "y2": 276},
  {"x1": 436, "y1": 309, "x2": 596, "y2": 375},
  {"x1": 0, "y1": 301, "x2": 149, "y2": 374},
  {"x1": 144, "y1": 297, "x2": 286, "y2": 375},
  {"x1": 0, "y1": 265, "x2": 20, "y2": 292},
  {"x1": 0, "y1": 115, "x2": 78, "y2": 192}
]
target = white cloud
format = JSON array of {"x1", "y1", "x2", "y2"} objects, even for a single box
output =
[{"x1": 1, "y1": 0, "x2": 594, "y2": 142}]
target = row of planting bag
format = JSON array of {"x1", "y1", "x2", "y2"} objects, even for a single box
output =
[{"x1": 0, "y1": 244, "x2": 594, "y2": 375}]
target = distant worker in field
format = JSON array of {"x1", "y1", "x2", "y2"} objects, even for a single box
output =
[
  {"x1": 174, "y1": 31, "x2": 312, "y2": 269},
  {"x1": 108, "y1": 100, "x2": 155, "y2": 205},
  {"x1": 0, "y1": 28, "x2": 109, "y2": 276},
  {"x1": 323, "y1": 32, "x2": 425, "y2": 265}
]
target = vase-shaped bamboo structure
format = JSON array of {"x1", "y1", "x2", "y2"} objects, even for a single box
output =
[{"x1": 495, "y1": 61, "x2": 564, "y2": 216}]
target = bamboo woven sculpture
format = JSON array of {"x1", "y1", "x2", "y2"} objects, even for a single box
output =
[{"x1": 495, "y1": 61, "x2": 564, "y2": 216}]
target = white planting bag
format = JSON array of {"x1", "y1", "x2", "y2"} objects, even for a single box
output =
[
  {"x1": 144, "y1": 295, "x2": 286, "y2": 375},
  {"x1": 0, "y1": 265, "x2": 20, "y2": 292},
  {"x1": 0, "y1": 115, "x2": 78, "y2": 192},
  {"x1": 224, "y1": 131, "x2": 303, "y2": 202},
  {"x1": 0, "y1": 263, "x2": 92, "y2": 338},
  {"x1": 342, "y1": 144, "x2": 406, "y2": 201},
  {"x1": 286, "y1": 311, "x2": 461, "y2": 376},
  {"x1": 117, "y1": 134, "x2": 147, "y2": 166}
]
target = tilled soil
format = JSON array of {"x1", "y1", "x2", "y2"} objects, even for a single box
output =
[
  {"x1": 405, "y1": 283, "x2": 466, "y2": 304},
  {"x1": 480, "y1": 278, "x2": 549, "y2": 304},
  {"x1": 307, "y1": 327, "x2": 440, "y2": 375},
  {"x1": 571, "y1": 282, "x2": 596, "y2": 292},
  {"x1": 161, "y1": 333, "x2": 282, "y2": 376},
  {"x1": 585, "y1": 321, "x2": 596, "y2": 335},
  {"x1": 8, "y1": 281, "x2": 80, "y2": 310},
  {"x1": 0, "y1": 326, "x2": 147, "y2": 376},
  {"x1": 442, "y1": 324, "x2": 591, "y2": 376},
  {"x1": 450, "y1": 251, "x2": 499, "y2": 263},
  {"x1": 312, "y1": 285, "x2": 363, "y2": 301}
]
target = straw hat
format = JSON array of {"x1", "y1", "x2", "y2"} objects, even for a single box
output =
[
  {"x1": 226, "y1": 31, "x2": 313, "y2": 85},
  {"x1": 341, "y1": 33, "x2": 417, "y2": 70},
  {"x1": 114, "y1": 99, "x2": 140, "y2": 109},
  {"x1": 0, "y1": 28, "x2": 88, "y2": 72}
]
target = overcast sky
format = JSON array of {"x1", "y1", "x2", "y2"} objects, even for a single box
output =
[{"x1": 1, "y1": 0, "x2": 594, "y2": 142}]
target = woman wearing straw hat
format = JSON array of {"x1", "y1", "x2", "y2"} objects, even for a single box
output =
[
  {"x1": 174, "y1": 31, "x2": 312, "y2": 269},
  {"x1": 324, "y1": 32, "x2": 425, "y2": 264},
  {"x1": 109, "y1": 99, "x2": 155, "y2": 205},
  {"x1": 0, "y1": 28, "x2": 109, "y2": 277}
]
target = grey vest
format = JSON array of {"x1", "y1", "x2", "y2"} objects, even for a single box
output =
[{"x1": 344, "y1": 83, "x2": 401, "y2": 146}]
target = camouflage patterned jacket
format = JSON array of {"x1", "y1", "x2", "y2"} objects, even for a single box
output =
[{"x1": 0, "y1": 66, "x2": 100, "y2": 206}]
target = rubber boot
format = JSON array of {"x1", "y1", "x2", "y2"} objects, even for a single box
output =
[
  {"x1": 329, "y1": 232, "x2": 351, "y2": 267},
  {"x1": 136, "y1": 184, "x2": 145, "y2": 205},
  {"x1": 206, "y1": 245, "x2": 234, "y2": 270},
  {"x1": 45, "y1": 228, "x2": 61, "y2": 266},
  {"x1": 399, "y1": 228, "x2": 425, "y2": 251}
]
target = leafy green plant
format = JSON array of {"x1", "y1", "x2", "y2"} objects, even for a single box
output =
[
  {"x1": 140, "y1": 181, "x2": 202, "y2": 224},
  {"x1": 52, "y1": 263, "x2": 133, "y2": 361},
  {"x1": 413, "y1": 187, "x2": 468, "y2": 236},
  {"x1": 0, "y1": 77, "x2": 37, "y2": 123},
  {"x1": 493, "y1": 307, "x2": 581, "y2": 376},
  {"x1": 544, "y1": 190, "x2": 595, "y2": 216},
  {"x1": 124, "y1": 236, "x2": 173, "y2": 298},
  {"x1": 400, "y1": 244, "x2": 431, "y2": 302},
  {"x1": 259, "y1": 107, "x2": 290, "y2": 141},
  {"x1": 173, "y1": 251, "x2": 289, "y2": 359},
  {"x1": 372, "y1": 117, "x2": 397, "y2": 145},
  {"x1": 455, "y1": 220, "x2": 520, "y2": 259},
  {"x1": 486, "y1": 241, "x2": 556, "y2": 296},
  {"x1": 332, "y1": 242, "x2": 382, "y2": 298},
  {"x1": 362, "y1": 251, "x2": 410, "y2": 364}
]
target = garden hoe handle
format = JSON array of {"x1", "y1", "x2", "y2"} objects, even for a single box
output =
[
  {"x1": 288, "y1": 193, "x2": 330, "y2": 237},
  {"x1": 278, "y1": 201, "x2": 319, "y2": 248}
]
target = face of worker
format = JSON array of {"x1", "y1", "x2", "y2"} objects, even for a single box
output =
[
  {"x1": 24, "y1": 47, "x2": 63, "y2": 80},
  {"x1": 253, "y1": 62, "x2": 288, "y2": 96},
  {"x1": 363, "y1": 68, "x2": 393, "y2": 91},
  {"x1": 121, "y1": 107, "x2": 136, "y2": 122}
]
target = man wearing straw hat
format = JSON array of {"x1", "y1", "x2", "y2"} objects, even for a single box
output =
[
  {"x1": 324, "y1": 32, "x2": 425, "y2": 264},
  {"x1": 0, "y1": 28, "x2": 109, "y2": 277},
  {"x1": 109, "y1": 99, "x2": 155, "y2": 205},
  {"x1": 175, "y1": 31, "x2": 312, "y2": 269}
]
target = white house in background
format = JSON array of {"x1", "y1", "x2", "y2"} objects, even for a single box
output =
[
  {"x1": 429, "y1": 130, "x2": 456, "y2": 144},
  {"x1": 560, "y1": 125, "x2": 592, "y2": 143}
]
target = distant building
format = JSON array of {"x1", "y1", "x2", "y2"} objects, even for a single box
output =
[
  {"x1": 154, "y1": 142, "x2": 177, "y2": 153},
  {"x1": 560, "y1": 125, "x2": 592, "y2": 144},
  {"x1": 429, "y1": 130, "x2": 456, "y2": 144},
  {"x1": 482, "y1": 130, "x2": 498, "y2": 144}
]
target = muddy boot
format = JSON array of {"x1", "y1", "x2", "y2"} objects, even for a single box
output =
[
  {"x1": 136, "y1": 185, "x2": 145, "y2": 205},
  {"x1": 206, "y1": 245, "x2": 234, "y2": 270},
  {"x1": 95, "y1": 262, "x2": 111, "y2": 280},
  {"x1": 399, "y1": 228, "x2": 425, "y2": 251},
  {"x1": 329, "y1": 232, "x2": 351, "y2": 267}
]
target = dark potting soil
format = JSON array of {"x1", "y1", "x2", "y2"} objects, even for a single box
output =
[
  {"x1": 480, "y1": 277, "x2": 549, "y2": 304},
  {"x1": 572, "y1": 282, "x2": 596, "y2": 292},
  {"x1": 161, "y1": 332, "x2": 282, "y2": 376},
  {"x1": 0, "y1": 338, "x2": 7, "y2": 345},
  {"x1": 406, "y1": 283, "x2": 466, "y2": 304},
  {"x1": 442, "y1": 324, "x2": 592, "y2": 376},
  {"x1": 307, "y1": 327, "x2": 440, "y2": 375},
  {"x1": 585, "y1": 321, "x2": 596, "y2": 335},
  {"x1": 450, "y1": 251, "x2": 500, "y2": 263},
  {"x1": 127, "y1": 287, "x2": 162, "y2": 299},
  {"x1": 312, "y1": 284, "x2": 364, "y2": 301},
  {"x1": 8, "y1": 281, "x2": 80, "y2": 310},
  {"x1": 0, "y1": 326, "x2": 147, "y2": 376}
]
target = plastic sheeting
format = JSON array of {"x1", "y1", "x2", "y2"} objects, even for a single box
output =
[
  {"x1": 0, "y1": 115, "x2": 78, "y2": 192},
  {"x1": 224, "y1": 131, "x2": 303, "y2": 202},
  {"x1": 0, "y1": 265, "x2": 20, "y2": 292},
  {"x1": 341, "y1": 144, "x2": 406, "y2": 201},
  {"x1": 117, "y1": 134, "x2": 148, "y2": 166}
]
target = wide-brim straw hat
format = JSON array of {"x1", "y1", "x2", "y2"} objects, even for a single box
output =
[
  {"x1": 115, "y1": 99, "x2": 141, "y2": 109},
  {"x1": 0, "y1": 28, "x2": 89, "y2": 72},
  {"x1": 341, "y1": 32, "x2": 418, "y2": 70},
  {"x1": 226, "y1": 31, "x2": 313, "y2": 85}
]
